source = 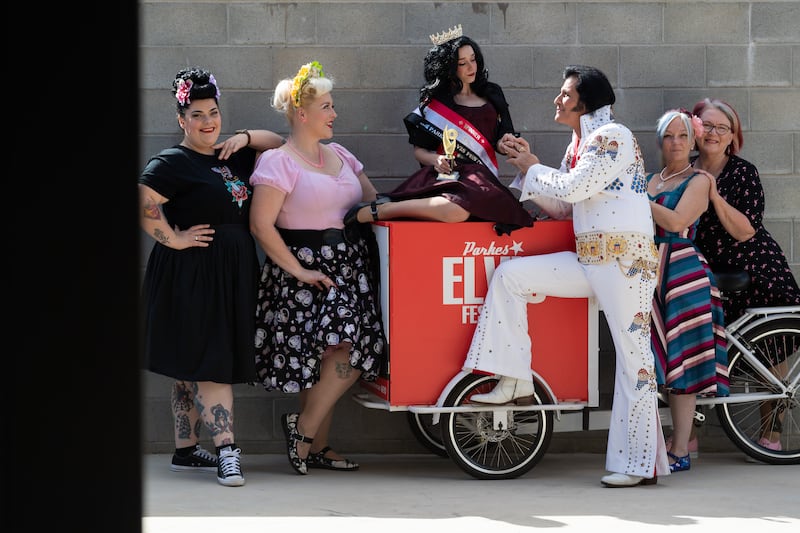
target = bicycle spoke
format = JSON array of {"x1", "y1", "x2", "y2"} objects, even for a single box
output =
[
  {"x1": 441, "y1": 374, "x2": 554, "y2": 479},
  {"x1": 717, "y1": 317, "x2": 800, "y2": 464}
]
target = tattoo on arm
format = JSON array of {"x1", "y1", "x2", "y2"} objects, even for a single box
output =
[
  {"x1": 335, "y1": 361, "x2": 353, "y2": 379},
  {"x1": 143, "y1": 197, "x2": 162, "y2": 220},
  {"x1": 144, "y1": 196, "x2": 170, "y2": 244},
  {"x1": 153, "y1": 228, "x2": 169, "y2": 244}
]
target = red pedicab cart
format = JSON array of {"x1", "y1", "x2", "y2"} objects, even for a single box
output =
[{"x1": 353, "y1": 220, "x2": 601, "y2": 479}]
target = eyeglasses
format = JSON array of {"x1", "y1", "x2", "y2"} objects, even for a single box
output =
[{"x1": 702, "y1": 122, "x2": 731, "y2": 135}]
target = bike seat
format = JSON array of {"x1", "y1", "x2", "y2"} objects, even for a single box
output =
[{"x1": 714, "y1": 270, "x2": 751, "y2": 293}]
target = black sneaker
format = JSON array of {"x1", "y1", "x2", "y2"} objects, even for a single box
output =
[
  {"x1": 170, "y1": 444, "x2": 218, "y2": 473},
  {"x1": 217, "y1": 446, "x2": 245, "y2": 487}
]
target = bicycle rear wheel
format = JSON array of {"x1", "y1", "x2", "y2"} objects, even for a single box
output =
[
  {"x1": 407, "y1": 411, "x2": 448, "y2": 457},
  {"x1": 439, "y1": 373, "x2": 554, "y2": 479},
  {"x1": 716, "y1": 316, "x2": 800, "y2": 464}
]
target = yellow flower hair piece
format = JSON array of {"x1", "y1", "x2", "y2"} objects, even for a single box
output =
[{"x1": 291, "y1": 61, "x2": 325, "y2": 108}]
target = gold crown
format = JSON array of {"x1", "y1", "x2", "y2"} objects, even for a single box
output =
[{"x1": 429, "y1": 24, "x2": 463, "y2": 46}]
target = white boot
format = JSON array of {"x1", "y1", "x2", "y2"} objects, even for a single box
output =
[{"x1": 470, "y1": 376, "x2": 535, "y2": 404}]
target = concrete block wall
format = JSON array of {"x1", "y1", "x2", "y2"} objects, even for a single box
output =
[{"x1": 139, "y1": 1, "x2": 799, "y2": 455}]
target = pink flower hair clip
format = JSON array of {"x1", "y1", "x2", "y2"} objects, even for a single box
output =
[
  {"x1": 175, "y1": 79, "x2": 193, "y2": 106},
  {"x1": 690, "y1": 114, "x2": 705, "y2": 141}
]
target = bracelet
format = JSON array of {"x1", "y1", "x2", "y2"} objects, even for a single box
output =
[{"x1": 235, "y1": 129, "x2": 251, "y2": 145}]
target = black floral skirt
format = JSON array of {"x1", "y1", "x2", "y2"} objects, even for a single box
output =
[{"x1": 254, "y1": 228, "x2": 386, "y2": 393}]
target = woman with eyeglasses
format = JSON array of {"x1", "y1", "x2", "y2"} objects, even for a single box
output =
[{"x1": 691, "y1": 98, "x2": 800, "y2": 453}]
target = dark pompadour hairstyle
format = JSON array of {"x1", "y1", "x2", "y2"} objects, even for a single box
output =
[
  {"x1": 563, "y1": 65, "x2": 615, "y2": 114},
  {"x1": 172, "y1": 66, "x2": 220, "y2": 115}
]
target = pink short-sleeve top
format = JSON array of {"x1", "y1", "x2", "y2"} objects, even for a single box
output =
[{"x1": 250, "y1": 142, "x2": 365, "y2": 230}]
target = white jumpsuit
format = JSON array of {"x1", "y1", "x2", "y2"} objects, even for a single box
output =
[{"x1": 462, "y1": 105, "x2": 670, "y2": 478}]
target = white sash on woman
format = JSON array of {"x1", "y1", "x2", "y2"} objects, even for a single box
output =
[{"x1": 408, "y1": 99, "x2": 500, "y2": 178}]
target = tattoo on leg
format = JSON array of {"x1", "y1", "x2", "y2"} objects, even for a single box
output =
[
  {"x1": 193, "y1": 383, "x2": 206, "y2": 415},
  {"x1": 171, "y1": 382, "x2": 194, "y2": 412},
  {"x1": 175, "y1": 414, "x2": 192, "y2": 440},
  {"x1": 206, "y1": 404, "x2": 233, "y2": 437},
  {"x1": 172, "y1": 382, "x2": 194, "y2": 439}
]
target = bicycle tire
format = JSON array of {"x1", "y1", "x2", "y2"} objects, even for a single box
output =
[
  {"x1": 406, "y1": 411, "x2": 448, "y2": 457},
  {"x1": 439, "y1": 373, "x2": 554, "y2": 480},
  {"x1": 715, "y1": 315, "x2": 800, "y2": 464}
]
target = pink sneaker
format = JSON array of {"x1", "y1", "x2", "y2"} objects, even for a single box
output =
[{"x1": 757, "y1": 437, "x2": 782, "y2": 451}]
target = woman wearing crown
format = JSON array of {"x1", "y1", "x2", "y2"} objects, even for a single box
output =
[{"x1": 343, "y1": 26, "x2": 534, "y2": 233}]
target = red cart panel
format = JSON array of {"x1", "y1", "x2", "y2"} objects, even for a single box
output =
[{"x1": 362, "y1": 221, "x2": 596, "y2": 406}]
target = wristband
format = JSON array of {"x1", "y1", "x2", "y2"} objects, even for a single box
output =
[{"x1": 235, "y1": 129, "x2": 251, "y2": 145}]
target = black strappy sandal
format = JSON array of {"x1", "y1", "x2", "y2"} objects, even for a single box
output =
[
  {"x1": 343, "y1": 196, "x2": 390, "y2": 226},
  {"x1": 281, "y1": 412, "x2": 312, "y2": 475},
  {"x1": 307, "y1": 446, "x2": 360, "y2": 471}
]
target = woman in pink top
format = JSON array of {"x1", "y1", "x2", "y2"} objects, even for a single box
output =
[{"x1": 249, "y1": 61, "x2": 386, "y2": 475}]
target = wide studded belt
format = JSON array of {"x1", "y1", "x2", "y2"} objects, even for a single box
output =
[{"x1": 575, "y1": 231, "x2": 659, "y2": 276}]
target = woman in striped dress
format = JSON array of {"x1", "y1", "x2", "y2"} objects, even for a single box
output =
[{"x1": 647, "y1": 109, "x2": 729, "y2": 473}]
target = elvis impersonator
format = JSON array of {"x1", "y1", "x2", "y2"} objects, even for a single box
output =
[{"x1": 461, "y1": 65, "x2": 670, "y2": 487}]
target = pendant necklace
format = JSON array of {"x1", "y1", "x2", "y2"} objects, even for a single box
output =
[
  {"x1": 287, "y1": 138, "x2": 324, "y2": 169},
  {"x1": 657, "y1": 163, "x2": 692, "y2": 190}
]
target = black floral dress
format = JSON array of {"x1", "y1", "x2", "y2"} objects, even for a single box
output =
[{"x1": 693, "y1": 155, "x2": 800, "y2": 322}]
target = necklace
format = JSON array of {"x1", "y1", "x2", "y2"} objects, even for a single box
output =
[
  {"x1": 287, "y1": 138, "x2": 324, "y2": 169},
  {"x1": 657, "y1": 163, "x2": 692, "y2": 190}
]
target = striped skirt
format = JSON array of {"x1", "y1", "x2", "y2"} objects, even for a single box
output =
[{"x1": 651, "y1": 237, "x2": 729, "y2": 396}]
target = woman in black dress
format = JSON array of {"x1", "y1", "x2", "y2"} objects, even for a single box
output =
[
  {"x1": 139, "y1": 66, "x2": 284, "y2": 486},
  {"x1": 344, "y1": 29, "x2": 533, "y2": 233},
  {"x1": 692, "y1": 97, "x2": 800, "y2": 451}
]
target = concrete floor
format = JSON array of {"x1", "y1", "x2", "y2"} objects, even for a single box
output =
[{"x1": 142, "y1": 451, "x2": 799, "y2": 532}]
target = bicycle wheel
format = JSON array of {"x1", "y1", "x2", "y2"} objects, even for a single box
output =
[
  {"x1": 406, "y1": 411, "x2": 448, "y2": 457},
  {"x1": 716, "y1": 316, "x2": 800, "y2": 464},
  {"x1": 439, "y1": 373, "x2": 554, "y2": 479}
]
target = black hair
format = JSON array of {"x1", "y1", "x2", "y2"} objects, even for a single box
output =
[
  {"x1": 172, "y1": 66, "x2": 220, "y2": 115},
  {"x1": 419, "y1": 36, "x2": 489, "y2": 107},
  {"x1": 562, "y1": 65, "x2": 615, "y2": 114}
]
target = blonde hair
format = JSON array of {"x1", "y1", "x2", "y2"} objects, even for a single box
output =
[{"x1": 271, "y1": 62, "x2": 333, "y2": 125}]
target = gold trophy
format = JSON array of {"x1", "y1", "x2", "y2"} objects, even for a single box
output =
[{"x1": 436, "y1": 125, "x2": 460, "y2": 181}]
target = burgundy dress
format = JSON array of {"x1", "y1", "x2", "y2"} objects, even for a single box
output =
[{"x1": 389, "y1": 101, "x2": 534, "y2": 229}]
